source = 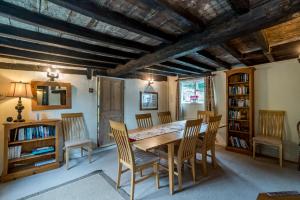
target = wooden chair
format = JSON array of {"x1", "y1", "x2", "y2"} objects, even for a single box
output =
[
  {"x1": 135, "y1": 113, "x2": 153, "y2": 129},
  {"x1": 196, "y1": 115, "x2": 222, "y2": 176},
  {"x1": 157, "y1": 111, "x2": 172, "y2": 124},
  {"x1": 159, "y1": 119, "x2": 202, "y2": 191},
  {"x1": 61, "y1": 113, "x2": 92, "y2": 169},
  {"x1": 297, "y1": 121, "x2": 300, "y2": 171},
  {"x1": 109, "y1": 120, "x2": 159, "y2": 200},
  {"x1": 253, "y1": 110, "x2": 285, "y2": 167},
  {"x1": 197, "y1": 110, "x2": 215, "y2": 123}
]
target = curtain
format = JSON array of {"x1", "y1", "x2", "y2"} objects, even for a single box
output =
[
  {"x1": 175, "y1": 77, "x2": 183, "y2": 120},
  {"x1": 204, "y1": 75, "x2": 216, "y2": 114}
]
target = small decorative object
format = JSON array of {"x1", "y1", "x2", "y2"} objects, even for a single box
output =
[
  {"x1": 47, "y1": 68, "x2": 60, "y2": 81},
  {"x1": 36, "y1": 113, "x2": 40, "y2": 121},
  {"x1": 6, "y1": 117, "x2": 13, "y2": 122},
  {"x1": 89, "y1": 88, "x2": 94, "y2": 93},
  {"x1": 7, "y1": 81, "x2": 33, "y2": 122},
  {"x1": 140, "y1": 91, "x2": 158, "y2": 110}
]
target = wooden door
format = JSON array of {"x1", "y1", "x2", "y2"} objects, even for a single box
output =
[{"x1": 98, "y1": 77, "x2": 124, "y2": 146}]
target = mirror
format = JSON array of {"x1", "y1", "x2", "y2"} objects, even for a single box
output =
[{"x1": 31, "y1": 81, "x2": 72, "y2": 111}]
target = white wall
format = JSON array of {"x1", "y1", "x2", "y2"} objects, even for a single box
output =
[
  {"x1": 0, "y1": 69, "x2": 97, "y2": 174},
  {"x1": 213, "y1": 59, "x2": 300, "y2": 162},
  {"x1": 124, "y1": 79, "x2": 168, "y2": 129}
]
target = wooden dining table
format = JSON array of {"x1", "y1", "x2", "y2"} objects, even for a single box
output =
[{"x1": 110, "y1": 120, "x2": 226, "y2": 195}]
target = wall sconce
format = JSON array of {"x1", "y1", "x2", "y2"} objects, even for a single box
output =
[
  {"x1": 147, "y1": 78, "x2": 154, "y2": 86},
  {"x1": 47, "y1": 68, "x2": 60, "y2": 81}
]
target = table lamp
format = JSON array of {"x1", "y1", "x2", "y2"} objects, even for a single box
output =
[{"x1": 7, "y1": 81, "x2": 33, "y2": 122}]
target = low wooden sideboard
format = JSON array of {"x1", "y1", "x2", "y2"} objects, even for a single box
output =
[{"x1": 1, "y1": 119, "x2": 61, "y2": 182}]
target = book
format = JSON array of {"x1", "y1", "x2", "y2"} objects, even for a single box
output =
[{"x1": 34, "y1": 159, "x2": 56, "y2": 167}]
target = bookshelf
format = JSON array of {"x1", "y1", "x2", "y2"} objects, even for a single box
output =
[
  {"x1": 225, "y1": 68, "x2": 255, "y2": 155},
  {"x1": 1, "y1": 119, "x2": 61, "y2": 182}
]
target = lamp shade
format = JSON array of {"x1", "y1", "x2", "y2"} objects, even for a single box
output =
[{"x1": 7, "y1": 82, "x2": 33, "y2": 98}]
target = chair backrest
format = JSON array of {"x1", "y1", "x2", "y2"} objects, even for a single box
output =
[
  {"x1": 61, "y1": 113, "x2": 89, "y2": 142},
  {"x1": 197, "y1": 110, "x2": 215, "y2": 123},
  {"x1": 258, "y1": 110, "x2": 285, "y2": 139},
  {"x1": 109, "y1": 120, "x2": 134, "y2": 168},
  {"x1": 297, "y1": 121, "x2": 300, "y2": 144},
  {"x1": 135, "y1": 113, "x2": 153, "y2": 129},
  {"x1": 178, "y1": 119, "x2": 202, "y2": 161},
  {"x1": 203, "y1": 115, "x2": 222, "y2": 150},
  {"x1": 157, "y1": 111, "x2": 172, "y2": 124}
]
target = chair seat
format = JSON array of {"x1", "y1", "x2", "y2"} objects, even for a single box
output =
[
  {"x1": 134, "y1": 149, "x2": 159, "y2": 168},
  {"x1": 253, "y1": 135, "x2": 282, "y2": 146},
  {"x1": 65, "y1": 139, "x2": 92, "y2": 148}
]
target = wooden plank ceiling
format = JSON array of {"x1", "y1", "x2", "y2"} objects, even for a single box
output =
[{"x1": 0, "y1": 0, "x2": 299, "y2": 81}]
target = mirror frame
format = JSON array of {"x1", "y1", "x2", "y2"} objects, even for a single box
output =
[{"x1": 31, "y1": 81, "x2": 72, "y2": 111}]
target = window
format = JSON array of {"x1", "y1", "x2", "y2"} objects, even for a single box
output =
[{"x1": 181, "y1": 79, "x2": 205, "y2": 104}]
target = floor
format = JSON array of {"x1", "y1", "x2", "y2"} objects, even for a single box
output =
[{"x1": 0, "y1": 146, "x2": 299, "y2": 200}]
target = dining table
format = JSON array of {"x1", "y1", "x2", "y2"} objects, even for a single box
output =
[{"x1": 110, "y1": 120, "x2": 226, "y2": 195}]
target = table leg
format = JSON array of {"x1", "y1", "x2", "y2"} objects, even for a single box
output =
[{"x1": 168, "y1": 143, "x2": 174, "y2": 195}]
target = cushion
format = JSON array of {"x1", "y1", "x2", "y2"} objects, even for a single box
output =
[
  {"x1": 134, "y1": 149, "x2": 159, "y2": 167},
  {"x1": 65, "y1": 139, "x2": 92, "y2": 148},
  {"x1": 253, "y1": 135, "x2": 282, "y2": 146}
]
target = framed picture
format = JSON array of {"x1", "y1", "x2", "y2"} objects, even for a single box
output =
[{"x1": 140, "y1": 91, "x2": 158, "y2": 110}]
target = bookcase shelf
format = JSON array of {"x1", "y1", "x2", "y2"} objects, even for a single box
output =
[
  {"x1": 225, "y1": 68, "x2": 255, "y2": 154},
  {"x1": 1, "y1": 119, "x2": 61, "y2": 182},
  {"x1": 8, "y1": 136, "x2": 56, "y2": 145}
]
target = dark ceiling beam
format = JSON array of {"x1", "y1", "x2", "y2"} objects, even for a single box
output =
[
  {"x1": 0, "y1": 24, "x2": 140, "y2": 59},
  {"x1": 174, "y1": 57, "x2": 216, "y2": 71},
  {"x1": 155, "y1": 0, "x2": 205, "y2": 30},
  {"x1": 0, "y1": 46, "x2": 116, "y2": 69},
  {"x1": 0, "y1": 1, "x2": 153, "y2": 52},
  {"x1": 138, "y1": 0, "x2": 204, "y2": 30},
  {"x1": 138, "y1": 69, "x2": 177, "y2": 77},
  {"x1": 158, "y1": 62, "x2": 204, "y2": 74},
  {"x1": 197, "y1": 50, "x2": 231, "y2": 69},
  {"x1": 48, "y1": 0, "x2": 175, "y2": 43},
  {"x1": 123, "y1": 72, "x2": 167, "y2": 81},
  {"x1": 252, "y1": 31, "x2": 275, "y2": 62},
  {"x1": 146, "y1": 65, "x2": 190, "y2": 75},
  {"x1": 220, "y1": 43, "x2": 249, "y2": 65},
  {"x1": 0, "y1": 36, "x2": 127, "y2": 65},
  {"x1": 227, "y1": 0, "x2": 250, "y2": 15},
  {"x1": 0, "y1": 62, "x2": 106, "y2": 76},
  {"x1": 107, "y1": 0, "x2": 300, "y2": 76}
]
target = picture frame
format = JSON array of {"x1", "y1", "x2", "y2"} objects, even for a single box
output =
[{"x1": 140, "y1": 91, "x2": 158, "y2": 110}]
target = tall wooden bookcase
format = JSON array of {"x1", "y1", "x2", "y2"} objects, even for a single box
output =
[
  {"x1": 1, "y1": 119, "x2": 61, "y2": 182},
  {"x1": 225, "y1": 67, "x2": 255, "y2": 154}
]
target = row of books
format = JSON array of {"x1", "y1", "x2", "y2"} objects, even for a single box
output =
[
  {"x1": 229, "y1": 136, "x2": 249, "y2": 149},
  {"x1": 228, "y1": 98, "x2": 250, "y2": 108},
  {"x1": 34, "y1": 158, "x2": 56, "y2": 167},
  {"x1": 229, "y1": 74, "x2": 249, "y2": 83},
  {"x1": 10, "y1": 126, "x2": 55, "y2": 142},
  {"x1": 8, "y1": 145, "x2": 22, "y2": 159},
  {"x1": 228, "y1": 110, "x2": 248, "y2": 120},
  {"x1": 229, "y1": 85, "x2": 249, "y2": 95}
]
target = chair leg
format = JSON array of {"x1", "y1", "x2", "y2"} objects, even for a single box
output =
[
  {"x1": 154, "y1": 163, "x2": 160, "y2": 189},
  {"x1": 211, "y1": 146, "x2": 217, "y2": 169},
  {"x1": 253, "y1": 141, "x2": 256, "y2": 159},
  {"x1": 177, "y1": 162, "x2": 183, "y2": 191},
  {"x1": 130, "y1": 170, "x2": 135, "y2": 200},
  {"x1": 116, "y1": 162, "x2": 122, "y2": 189},
  {"x1": 88, "y1": 144, "x2": 92, "y2": 163},
  {"x1": 65, "y1": 148, "x2": 70, "y2": 170},
  {"x1": 202, "y1": 152, "x2": 208, "y2": 176},
  {"x1": 81, "y1": 147, "x2": 84, "y2": 157},
  {"x1": 190, "y1": 157, "x2": 196, "y2": 183},
  {"x1": 279, "y1": 144, "x2": 283, "y2": 168},
  {"x1": 298, "y1": 150, "x2": 300, "y2": 171}
]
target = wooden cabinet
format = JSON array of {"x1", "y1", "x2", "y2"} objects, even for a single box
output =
[
  {"x1": 1, "y1": 119, "x2": 61, "y2": 182},
  {"x1": 225, "y1": 68, "x2": 255, "y2": 155}
]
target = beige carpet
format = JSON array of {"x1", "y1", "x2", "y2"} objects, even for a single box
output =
[{"x1": 20, "y1": 170, "x2": 127, "y2": 200}]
